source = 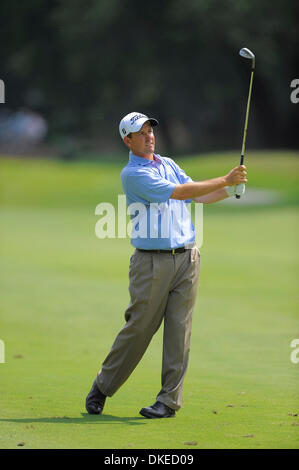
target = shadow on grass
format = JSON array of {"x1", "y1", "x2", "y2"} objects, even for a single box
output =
[{"x1": 0, "y1": 413, "x2": 146, "y2": 426}]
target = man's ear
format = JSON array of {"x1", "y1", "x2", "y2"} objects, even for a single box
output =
[{"x1": 123, "y1": 136, "x2": 131, "y2": 149}]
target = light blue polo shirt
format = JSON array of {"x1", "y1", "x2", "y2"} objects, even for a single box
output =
[{"x1": 121, "y1": 152, "x2": 196, "y2": 249}]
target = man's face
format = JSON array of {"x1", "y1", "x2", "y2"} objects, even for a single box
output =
[{"x1": 124, "y1": 121, "x2": 155, "y2": 158}]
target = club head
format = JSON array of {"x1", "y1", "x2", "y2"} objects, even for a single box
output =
[{"x1": 239, "y1": 48, "x2": 255, "y2": 60}]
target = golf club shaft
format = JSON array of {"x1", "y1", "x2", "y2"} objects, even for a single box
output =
[{"x1": 236, "y1": 64, "x2": 255, "y2": 199}]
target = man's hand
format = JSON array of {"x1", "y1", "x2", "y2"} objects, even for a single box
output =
[
  {"x1": 225, "y1": 183, "x2": 246, "y2": 198},
  {"x1": 170, "y1": 165, "x2": 248, "y2": 201},
  {"x1": 225, "y1": 165, "x2": 247, "y2": 186}
]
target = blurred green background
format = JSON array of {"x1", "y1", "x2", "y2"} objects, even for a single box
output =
[
  {"x1": 0, "y1": 0, "x2": 298, "y2": 156},
  {"x1": 0, "y1": 0, "x2": 298, "y2": 450}
]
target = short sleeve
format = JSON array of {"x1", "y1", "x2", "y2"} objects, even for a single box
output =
[
  {"x1": 170, "y1": 160, "x2": 193, "y2": 184},
  {"x1": 166, "y1": 159, "x2": 193, "y2": 203},
  {"x1": 123, "y1": 169, "x2": 176, "y2": 203}
]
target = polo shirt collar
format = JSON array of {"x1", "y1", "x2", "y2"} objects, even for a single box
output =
[{"x1": 129, "y1": 151, "x2": 161, "y2": 166}]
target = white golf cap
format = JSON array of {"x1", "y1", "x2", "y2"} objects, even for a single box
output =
[{"x1": 119, "y1": 112, "x2": 159, "y2": 140}]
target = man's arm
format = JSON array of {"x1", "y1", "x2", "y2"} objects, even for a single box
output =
[
  {"x1": 193, "y1": 188, "x2": 229, "y2": 204},
  {"x1": 170, "y1": 165, "x2": 247, "y2": 201}
]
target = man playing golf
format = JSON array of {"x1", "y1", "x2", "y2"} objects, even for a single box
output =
[{"x1": 86, "y1": 112, "x2": 247, "y2": 418}]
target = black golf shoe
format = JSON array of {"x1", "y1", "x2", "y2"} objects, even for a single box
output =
[
  {"x1": 139, "y1": 401, "x2": 175, "y2": 419},
  {"x1": 85, "y1": 379, "x2": 106, "y2": 415}
]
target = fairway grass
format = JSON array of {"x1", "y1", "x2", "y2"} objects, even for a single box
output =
[{"x1": 0, "y1": 151, "x2": 298, "y2": 449}]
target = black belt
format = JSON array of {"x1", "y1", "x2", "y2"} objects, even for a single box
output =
[{"x1": 137, "y1": 247, "x2": 187, "y2": 254}]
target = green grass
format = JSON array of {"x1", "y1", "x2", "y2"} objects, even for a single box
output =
[{"x1": 0, "y1": 150, "x2": 298, "y2": 449}]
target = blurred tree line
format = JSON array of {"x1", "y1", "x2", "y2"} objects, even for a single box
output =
[{"x1": 0, "y1": 0, "x2": 298, "y2": 156}]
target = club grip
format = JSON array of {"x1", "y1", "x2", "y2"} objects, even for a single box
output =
[{"x1": 235, "y1": 155, "x2": 244, "y2": 199}]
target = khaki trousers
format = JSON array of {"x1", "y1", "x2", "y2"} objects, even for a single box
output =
[{"x1": 97, "y1": 246, "x2": 200, "y2": 411}]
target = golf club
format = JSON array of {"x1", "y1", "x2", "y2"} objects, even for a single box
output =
[{"x1": 235, "y1": 47, "x2": 255, "y2": 199}]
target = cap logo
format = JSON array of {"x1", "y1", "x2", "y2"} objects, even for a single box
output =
[
  {"x1": 130, "y1": 113, "x2": 146, "y2": 125},
  {"x1": 122, "y1": 128, "x2": 126, "y2": 135}
]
